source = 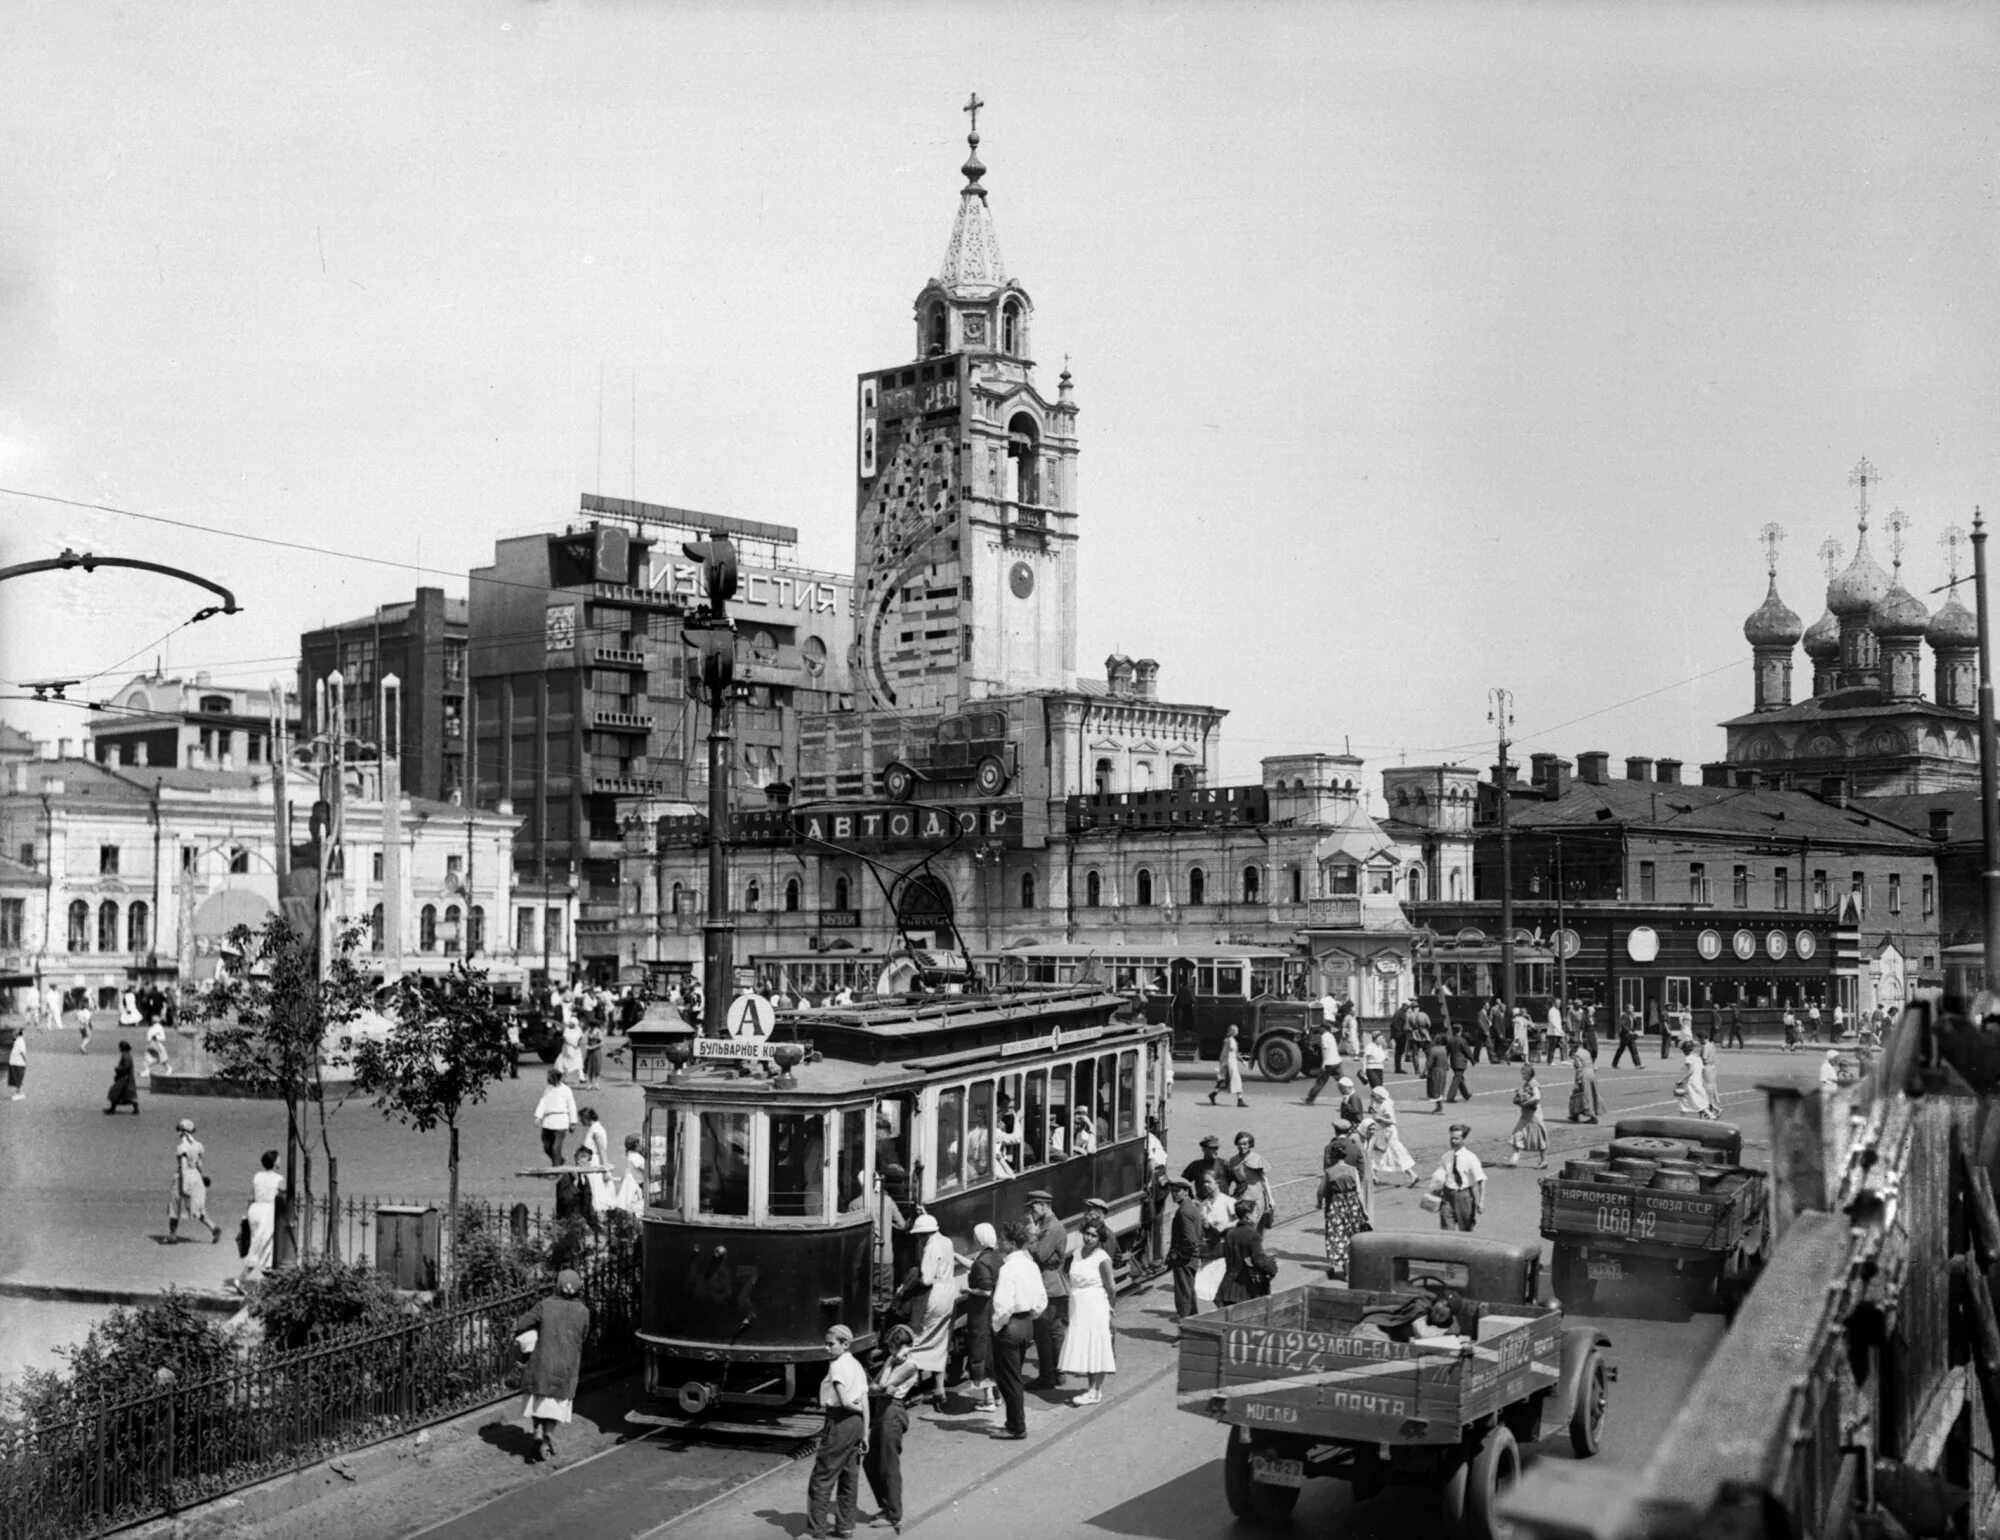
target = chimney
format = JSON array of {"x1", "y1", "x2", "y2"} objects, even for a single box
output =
[
  {"x1": 1490, "y1": 762, "x2": 1521, "y2": 788},
  {"x1": 1576, "y1": 751, "x2": 1609, "y2": 786},
  {"x1": 1625, "y1": 756, "x2": 1653, "y2": 782},
  {"x1": 1132, "y1": 659, "x2": 1159, "y2": 701},
  {"x1": 1105, "y1": 654, "x2": 1133, "y2": 697},
  {"x1": 1819, "y1": 776, "x2": 1848, "y2": 809},
  {"x1": 1544, "y1": 760, "x2": 1571, "y2": 800},
  {"x1": 1930, "y1": 808, "x2": 1955, "y2": 842},
  {"x1": 1701, "y1": 763, "x2": 1731, "y2": 787},
  {"x1": 1656, "y1": 758, "x2": 1682, "y2": 785},
  {"x1": 1528, "y1": 752, "x2": 1557, "y2": 786}
]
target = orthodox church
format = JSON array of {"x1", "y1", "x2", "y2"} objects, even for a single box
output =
[{"x1": 1717, "y1": 460, "x2": 1980, "y2": 796}]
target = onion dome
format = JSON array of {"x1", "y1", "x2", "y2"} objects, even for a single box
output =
[
  {"x1": 1826, "y1": 531, "x2": 1892, "y2": 619},
  {"x1": 1871, "y1": 578, "x2": 1930, "y2": 639},
  {"x1": 1802, "y1": 608, "x2": 1841, "y2": 661},
  {"x1": 1742, "y1": 575, "x2": 1804, "y2": 647},
  {"x1": 1927, "y1": 591, "x2": 1978, "y2": 648}
]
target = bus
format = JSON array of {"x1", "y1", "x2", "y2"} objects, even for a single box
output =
[
  {"x1": 989, "y1": 943, "x2": 1315, "y2": 1080},
  {"x1": 625, "y1": 985, "x2": 1171, "y2": 1433}
]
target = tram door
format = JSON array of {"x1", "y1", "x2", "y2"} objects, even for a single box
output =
[
  {"x1": 1169, "y1": 958, "x2": 1198, "y2": 1056},
  {"x1": 873, "y1": 1094, "x2": 916, "y2": 1281}
]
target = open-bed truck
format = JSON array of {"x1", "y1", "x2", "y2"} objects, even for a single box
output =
[
  {"x1": 1176, "y1": 1234, "x2": 1612, "y2": 1540},
  {"x1": 1539, "y1": 1115, "x2": 1769, "y2": 1319}
]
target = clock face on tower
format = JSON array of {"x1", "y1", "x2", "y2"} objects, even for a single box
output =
[{"x1": 1009, "y1": 561, "x2": 1035, "y2": 599}]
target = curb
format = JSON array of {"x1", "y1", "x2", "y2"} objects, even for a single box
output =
[{"x1": 0, "y1": 1279, "x2": 241, "y2": 1314}]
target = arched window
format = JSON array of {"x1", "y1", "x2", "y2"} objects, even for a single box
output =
[
  {"x1": 1172, "y1": 763, "x2": 1197, "y2": 791},
  {"x1": 98, "y1": 900, "x2": 119, "y2": 953},
  {"x1": 927, "y1": 303, "x2": 947, "y2": 357},
  {"x1": 1094, "y1": 758, "x2": 1112, "y2": 795},
  {"x1": 1407, "y1": 867, "x2": 1425, "y2": 903},
  {"x1": 1085, "y1": 870, "x2": 1101, "y2": 907},
  {"x1": 785, "y1": 877, "x2": 801, "y2": 912},
  {"x1": 419, "y1": 904, "x2": 437, "y2": 952},
  {"x1": 443, "y1": 903, "x2": 462, "y2": 954},
  {"x1": 1020, "y1": 871, "x2": 1036, "y2": 909},
  {"x1": 745, "y1": 880, "x2": 761, "y2": 912},
  {"x1": 670, "y1": 881, "x2": 683, "y2": 916},
  {"x1": 1136, "y1": 868, "x2": 1153, "y2": 907},
  {"x1": 833, "y1": 875, "x2": 851, "y2": 912},
  {"x1": 67, "y1": 899, "x2": 90, "y2": 952},
  {"x1": 469, "y1": 905, "x2": 485, "y2": 954},
  {"x1": 1135, "y1": 761, "x2": 1154, "y2": 791},
  {"x1": 1188, "y1": 867, "x2": 1206, "y2": 906},
  {"x1": 1006, "y1": 413, "x2": 1040, "y2": 506},
  {"x1": 127, "y1": 901, "x2": 150, "y2": 954},
  {"x1": 1450, "y1": 869, "x2": 1465, "y2": 900},
  {"x1": 1289, "y1": 866, "x2": 1303, "y2": 904},
  {"x1": 1001, "y1": 299, "x2": 1022, "y2": 355},
  {"x1": 1243, "y1": 866, "x2": 1261, "y2": 903},
  {"x1": 370, "y1": 903, "x2": 385, "y2": 952}
]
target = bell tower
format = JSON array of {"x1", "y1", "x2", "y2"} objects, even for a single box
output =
[{"x1": 853, "y1": 97, "x2": 1079, "y2": 713}]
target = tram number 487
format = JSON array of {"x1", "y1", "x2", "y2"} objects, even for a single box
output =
[{"x1": 1595, "y1": 1206, "x2": 1656, "y2": 1240}]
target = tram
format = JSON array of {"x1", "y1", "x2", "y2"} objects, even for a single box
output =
[
  {"x1": 625, "y1": 983, "x2": 1171, "y2": 1432},
  {"x1": 748, "y1": 949, "x2": 997, "y2": 1001}
]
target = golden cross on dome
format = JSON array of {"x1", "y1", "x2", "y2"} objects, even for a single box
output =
[
  {"x1": 1941, "y1": 523, "x2": 1967, "y2": 586},
  {"x1": 1758, "y1": 522, "x2": 1785, "y2": 577},
  {"x1": 1849, "y1": 457, "x2": 1881, "y2": 529},
  {"x1": 1885, "y1": 507, "x2": 1910, "y2": 571},
  {"x1": 1818, "y1": 537, "x2": 1844, "y2": 579}
]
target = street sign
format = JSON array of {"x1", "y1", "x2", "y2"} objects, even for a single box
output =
[
  {"x1": 695, "y1": 1037, "x2": 771, "y2": 1062},
  {"x1": 727, "y1": 993, "x2": 775, "y2": 1041}
]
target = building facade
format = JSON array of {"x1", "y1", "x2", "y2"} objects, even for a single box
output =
[
  {"x1": 300, "y1": 587, "x2": 469, "y2": 804},
  {"x1": 87, "y1": 674, "x2": 297, "y2": 774}
]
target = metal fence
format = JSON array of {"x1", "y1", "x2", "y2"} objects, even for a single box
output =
[
  {"x1": 325, "y1": 1195, "x2": 556, "y2": 1272},
  {"x1": 0, "y1": 1219, "x2": 639, "y2": 1540}
]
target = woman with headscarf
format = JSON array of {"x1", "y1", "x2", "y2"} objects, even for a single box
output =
[
  {"x1": 1424, "y1": 1029, "x2": 1450, "y2": 1113},
  {"x1": 1226, "y1": 1131, "x2": 1276, "y2": 1228},
  {"x1": 1674, "y1": 1036, "x2": 1714, "y2": 1119},
  {"x1": 961, "y1": 1222, "x2": 1001, "y2": 1409},
  {"x1": 904, "y1": 1212, "x2": 958, "y2": 1406},
  {"x1": 1819, "y1": 1048, "x2": 1844, "y2": 1093},
  {"x1": 105, "y1": 1039, "x2": 140, "y2": 1114},
  {"x1": 1567, "y1": 1042, "x2": 1601, "y2": 1123},
  {"x1": 1208, "y1": 1024, "x2": 1248, "y2": 1108},
  {"x1": 1505, "y1": 1063, "x2": 1549, "y2": 1169},
  {"x1": 1316, "y1": 1135, "x2": 1371, "y2": 1279},
  {"x1": 1368, "y1": 1086, "x2": 1419, "y2": 1186},
  {"x1": 511, "y1": 1268, "x2": 590, "y2": 1465},
  {"x1": 1214, "y1": 1197, "x2": 1279, "y2": 1305}
]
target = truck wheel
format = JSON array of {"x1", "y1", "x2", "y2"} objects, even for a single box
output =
[
  {"x1": 1222, "y1": 1426, "x2": 1300, "y2": 1524},
  {"x1": 1464, "y1": 1423, "x2": 1521, "y2": 1540},
  {"x1": 1256, "y1": 1036, "x2": 1303, "y2": 1083},
  {"x1": 1568, "y1": 1350, "x2": 1607, "y2": 1456}
]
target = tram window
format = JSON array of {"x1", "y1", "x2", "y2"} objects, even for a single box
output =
[
  {"x1": 966, "y1": 1080, "x2": 995, "y2": 1182},
  {"x1": 877, "y1": 1102, "x2": 912, "y2": 1205},
  {"x1": 1216, "y1": 963, "x2": 1244, "y2": 997},
  {"x1": 1023, "y1": 1072, "x2": 1048, "y2": 1168},
  {"x1": 1074, "y1": 1060, "x2": 1095, "y2": 1147},
  {"x1": 996, "y1": 1074, "x2": 1022, "y2": 1176},
  {"x1": 836, "y1": 1108, "x2": 869, "y2": 1213},
  {"x1": 697, "y1": 1110, "x2": 751, "y2": 1217},
  {"x1": 937, "y1": 1087, "x2": 966, "y2": 1193},
  {"x1": 1049, "y1": 1065, "x2": 1071, "y2": 1157},
  {"x1": 1197, "y1": 964, "x2": 1216, "y2": 995},
  {"x1": 1117, "y1": 1051, "x2": 1138, "y2": 1138},
  {"x1": 767, "y1": 1111, "x2": 825, "y2": 1219},
  {"x1": 645, "y1": 1105, "x2": 683, "y2": 1211},
  {"x1": 1095, "y1": 1053, "x2": 1116, "y2": 1142}
]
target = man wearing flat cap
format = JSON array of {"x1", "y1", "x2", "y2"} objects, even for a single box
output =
[
  {"x1": 1180, "y1": 1135, "x2": 1233, "y2": 1199},
  {"x1": 1163, "y1": 1176, "x2": 1205, "y2": 1320},
  {"x1": 1024, "y1": 1190, "x2": 1068, "y2": 1390}
]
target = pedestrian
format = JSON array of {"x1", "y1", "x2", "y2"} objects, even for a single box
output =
[
  {"x1": 1806, "y1": 1002, "x2": 1823, "y2": 1045},
  {"x1": 1336, "y1": 1076, "x2": 1368, "y2": 1133},
  {"x1": 581, "y1": 1016, "x2": 604, "y2": 1091},
  {"x1": 988, "y1": 1222, "x2": 1046, "y2": 1441},
  {"x1": 533, "y1": 1068, "x2": 578, "y2": 1166},
  {"x1": 1208, "y1": 1024, "x2": 1248, "y2": 1108},
  {"x1": 1367, "y1": 1085, "x2": 1419, "y2": 1186},
  {"x1": 74, "y1": 998, "x2": 93, "y2": 1055},
  {"x1": 1406, "y1": 1004, "x2": 1433, "y2": 1079},
  {"x1": 962, "y1": 1222, "x2": 1001, "y2": 1405},
  {"x1": 577, "y1": 1107, "x2": 617, "y2": 1213},
  {"x1": 1819, "y1": 1049, "x2": 1843, "y2": 1093},
  {"x1": 556, "y1": 1013, "x2": 584, "y2": 1087},
  {"x1": 1164, "y1": 1177, "x2": 1204, "y2": 1318},
  {"x1": 41, "y1": 981, "x2": 62, "y2": 1033},
  {"x1": 1473, "y1": 1000, "x2": 1494, "y2": 1065},
  {"x1": 1611, "y1": 1005, "x2": 1642, "y2": 1069},
  {"x1": 1511, "y1": 1008, "x2": 1532, "y2": 1064},
  {"x1": 905, "y1": 1212, "x2": 959, "y2": 1406},
  {"x1": 1140, "y1": 1114, "x2": 1169, "y2": 1262},
  {"x1": 237, "y1": 1147, "x2": 284, "y2": 1285},
  {"x1": 1361, "y1": 1032, "x2": 1388, "y2": 1090},
  {"x1": 1424, "y1": 1029, "x2": 1450, "y2": 1113},
  {"x1": 1214, "y1": 1197, "x2": 1279, "y2": 1305},
  {"x1": 1650, "y1": 999, "x2": 1669, "y2": 1060},
  {"x1": 617, "y1": 1133, "x2": 647, "y2": 1217},
  {"x1": 1543, "y1": 1001, "x2": 1566, "y2": 1065},
  {"x1": 1444, "y1": 1029, "x2": 1473, "y2": 1104},
  {"x1": 1389, "y1": 1001, "x2": 1413, "y2": 1075},
  {"x1": 1699, "y1": 1032, "x2": 1722, "y2": 1116},
  {"x1": 119, "y1": 985, "x2": 142, "y2": 1045},
  {"x1": 1504, "y1": 1064, "x2": 1549, "y2": 1169},
  {"x1": 105, "y1": 1039, "x2": 140, "y2": 1113},
  {"x1": 1783, "y1": 1007, "x2": 1802, "y2": 1052},
  {"x1": 1059, "y1": 1218, "x2": 1118, "y2": 1406},
  {"x1": 1338, "y1": 999, "x2": 1361, "y2": 1061},
  {"x1": 1303, "y1": 1014, "x2": 1345, "y2": 1104},
  {"x1": 554, "y1": 1144, "x2": 600, "y2": 1236},
  {"x1": 1580, "y1": 1006, "x2": 1600, "y2": 1064},
  {"x1": 144, "y1": 1015, "x2": 171, "y2": 1078},
  {"x1": 863, "y1": 1323, "x2": 919, "y2": 1535},
  {"x1": 168, "y1": 1117, "x2": 223, "y2": 1243},
  {"x1": 1674, "y1": 1035, "x2": 1715, "y2": 1119},
  {"x1": 1180, "y1": 1133, "x2": 1233, "y2": 1197},
  {"x1": 1196, "y1": 1168, "x2": 1235, "y2": 1247},
  {"x1": 1316, "y1": 1136, "x2": 1371, "y2": 1278},
  {"x1": 1567, "y1": 1042, "x2": 1601, "y2": 1123},
  {"x1": 1025, "y1": 1190, "x2": 1069, "y2": 1390},
  {"x1": 505, "y1": 1010, "x2": 521, "y2": 1079},
  {"x1": 7, "y1": 1025, "x2": 26, "y2": 1100},
  {"x1": 1430, "y1": 1123, "x2": 1486, "y2": 1232},
  {"x1": 1726, "y1": 1003, "x2": 1746, "y2": 1050},
  {"x1": 511, "y1": 1268, "x2": 589, "y2": 1466},
  {"x1": 1226, "y1": 1131, "x2": 1275, "y2": 1227}
]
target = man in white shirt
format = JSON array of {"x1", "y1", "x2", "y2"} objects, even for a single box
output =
[
  {"x1": 989, "y1": 1221, "x2": 1048, "y2": 1440},
  {"x1": 1433, "y1": 1123, "x2": 1486, "y2": 1232},
  {"x1": 1543, "y1": 1001, "x2": 1566, "y2": 1065},
  {"x1": 1304, "y1": 1019, "x2": 1345, "y2": 1105},
  {"x1": 1361, "y1": 1033, "x2": 1388, "y2": 1089},
  {"x1": 805, "y1": 1323, "x2": 869, "y2": 1538}
]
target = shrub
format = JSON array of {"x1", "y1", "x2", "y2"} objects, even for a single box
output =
[
  {"x1": 5, "y1": 1291, "x2": 238, "y2": 1426},
  {"x1": 252, "y1": 1258, "x2": 410, "y2": 1351},
  {"x1": 450, "y1": 1209, "x2": 536, "y2": 1304}
]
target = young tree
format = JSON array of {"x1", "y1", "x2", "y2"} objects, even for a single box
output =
[
  {"x1": 351, "y1": 963, "x2": 515, "y2": 1273},
  {"x1": 199, "y1": 915, "x2": 373, "y2": 1256}
]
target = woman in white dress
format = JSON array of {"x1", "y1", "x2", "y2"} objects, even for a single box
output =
[
  {"x1": 578, "y1": 1108, "x2": 616, "y2": 1214},
  {"x1": 618, "y1": 1133, "x2": 647, "y2": 1217},
  {"x1": 1368, "y1": 1086, "x2": 1419, "y2": 1186},
  {"x1": 1675, "y1": 1036, "x2": 1715, "y2": 1119},
  {"x1": 1209, "y1": 1025, "x2": 1248, "y2": 1108},
  {"x1": 239, "y1": 1147, "x2": 284, "y2": 1283},
  {"x1": 904, "y1": 1213, "x2": 959, "y2": 1404},
  {"x1": 1059, "y1": 1219, "x2": 1118, "y2": 1405}
]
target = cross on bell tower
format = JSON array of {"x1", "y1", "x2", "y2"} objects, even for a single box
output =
[{"x1": 1850, "y1": 457, "x2": 1881, "y2": 530}]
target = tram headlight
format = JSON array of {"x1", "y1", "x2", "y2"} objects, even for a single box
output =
[{"x1": 770, "y1": 1041, "x2": 807, "y2": 1088}]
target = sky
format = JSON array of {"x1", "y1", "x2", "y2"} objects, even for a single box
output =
[{"x1": 1, "y1": 1, "x2": 1995, "y2": 791}]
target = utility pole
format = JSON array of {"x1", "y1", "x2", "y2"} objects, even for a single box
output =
[
  {"x1": 269, "y1": 678, "x2": 298, "y2": 1267},
  {"x1": 381, "y1": 674, "x2": 404, "y2": 981},
  {"x1": 1553, "y1": 837, "x2": 1568, "y2": 1006},
  {"x1": 1490, "y1": 688, "x2": 1516, "y2": 1020},
  {"x1": 1973, "y1": 510, "x2": 2000, "y2": 991},
  {"x1": 683, "y1": 534, "x2": 739, "y2": 1037}
]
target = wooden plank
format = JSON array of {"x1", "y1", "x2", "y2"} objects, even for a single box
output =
[{"x1": 1969, "y1": 1165, "x2": 2000, "y2": 1273}]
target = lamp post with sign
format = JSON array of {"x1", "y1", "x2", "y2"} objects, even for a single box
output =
[{"x1": 683, "y1": 535, "x2": 739, "y2": 1039}]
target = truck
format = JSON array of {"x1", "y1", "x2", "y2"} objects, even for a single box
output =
[
  {"x1": 1176, "y1": 1232, "x2": 1613, "y2": 1540},
  {"x1": 1539, "y1": 1115, "x2": 1769, "y2": 1319}
]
